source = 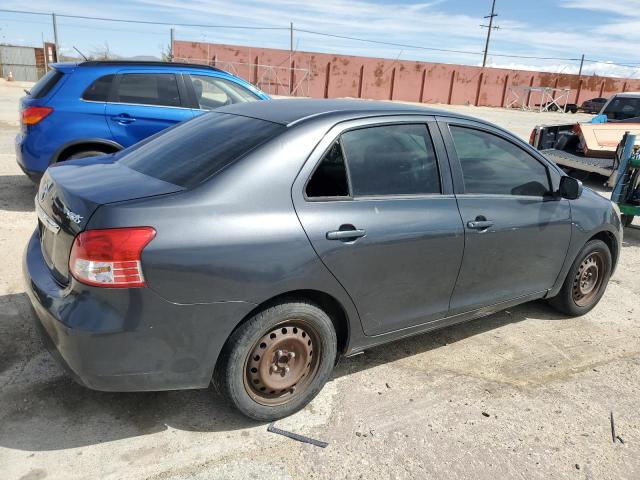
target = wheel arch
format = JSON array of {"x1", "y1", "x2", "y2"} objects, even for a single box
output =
[
  {"x1": 53, "y1": 138, "x2": 123, "y2": 163},
  {"x1": 588, "y1": 229, "x2": 619, "y2": 271},
  {"x1": 221, "y1": 289, "x2": 351, "y2": 361}
]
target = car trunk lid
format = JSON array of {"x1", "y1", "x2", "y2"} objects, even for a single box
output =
[{"x1": 36, "y1": 157, "x2": 184, "y2": 285}]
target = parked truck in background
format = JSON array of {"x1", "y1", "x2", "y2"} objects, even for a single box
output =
[{"x1": 530, "y1": 92, "x2": 640, "y2": 185}]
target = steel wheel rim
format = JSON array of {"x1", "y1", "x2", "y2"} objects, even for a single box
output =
[
  {"x1": 243, "y1": 320, "x2": 321, "y2": 406},
  {"x1": 572, "y1": 251, "x2": 605, "y2": 307}
]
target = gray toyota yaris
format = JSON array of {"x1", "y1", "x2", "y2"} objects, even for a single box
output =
[{"x1": 25, "y1": 99, "x2": 623, "y2": 421}]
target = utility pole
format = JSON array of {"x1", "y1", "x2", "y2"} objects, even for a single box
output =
[
  {"x1": 289, "y1": 22, "x2": 293, "y2": 64},
  {"x1": 289, "y1": 22, "x2": 294, "y2": 94},
  {"x1": 481, "y1": 0, "x2": 499, "y2": 67},
  {"x1": 52, "y1": 13, "x2": 60, "y2": 62},
  {"x1": 169, "y1": 27, "x2": 175, "y2": 62},
  {"x1": 578, "y1": 53, "x2": 585, "y2": 77}
]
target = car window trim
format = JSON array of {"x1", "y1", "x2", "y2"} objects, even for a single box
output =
[
  {"x1": 304, "y1": 120, "x2": 444, "y2": 202},
  {"x1": 108, "y1": 72, "x2": 188, "y2": 109},
  {"x1": 439, "y1": 119, "x2": 556, "y2": 197}
]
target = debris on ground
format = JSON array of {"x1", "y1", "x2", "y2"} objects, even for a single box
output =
[{"x1": 267, "y1": 422, "x2": 328, "y2": 448}]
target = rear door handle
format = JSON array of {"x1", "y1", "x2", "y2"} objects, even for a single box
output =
[
  {"x1": 326, "y1": 228, "x2": 366, "y2": 241},
  {"x1": 111, "y1": 114, "x2": 136, "y2": 124},
  {"x1": 467, "y1": 220, "x2": 494, "y2": 230}
]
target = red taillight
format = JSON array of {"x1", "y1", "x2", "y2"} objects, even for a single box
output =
[
  {"x1": 69, "y1": 227, "x2": 156, "y2": 288},
  {"x1": 22, "y1": 106, "x2": 53, "y2": 126},
  {"x1": 529, "y1": 128, "x2": 536, "y2": 145}
]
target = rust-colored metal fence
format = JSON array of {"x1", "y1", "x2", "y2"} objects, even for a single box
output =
[{"x1": 174, "y1": 39, "x2": 640, "y2": 107}]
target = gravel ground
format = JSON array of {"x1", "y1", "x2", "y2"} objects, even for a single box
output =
[{"x1": 0, "y1": 79, "x2": 638, "y2": 480}]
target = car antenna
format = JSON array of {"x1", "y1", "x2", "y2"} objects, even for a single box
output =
[{"x1": 73, "y1": 46, "x2": 88, "y2": 61}]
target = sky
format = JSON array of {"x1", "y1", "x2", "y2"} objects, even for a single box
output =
[{"x1": 1, "y1": 0, "x2": 640, "y2": 78}]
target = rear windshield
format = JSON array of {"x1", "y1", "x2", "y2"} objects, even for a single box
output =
[
  {"x1": 30, "y1": 69, "x2": 63, "y2": 99},
  {"x1": 118, "y1": 112, "x2": 284, "y2": 188}
]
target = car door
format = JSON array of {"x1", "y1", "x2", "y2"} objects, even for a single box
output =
[
  {"x1": 293, "y1": 117, "x2": 465, "y2": 336},
  {"x1": 439, "y1": 119, "x2": 572, "y2": 314},
  {"x1": 106, "y1": 71, "x2": 193, "y2": 147}
]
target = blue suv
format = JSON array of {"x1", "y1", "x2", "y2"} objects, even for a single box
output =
[{"x1": 16, "y1": 61, "x2": 270, "y2": 182}]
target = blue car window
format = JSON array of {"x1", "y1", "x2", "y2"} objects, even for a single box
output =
[
  {"x1": 114, "y1": 73, "x2": 181, "y2": 107},
  {"x1": 82, "y1": 74, "x2": 114, "y2": 102},
  {"x1": 190, "y1": 74, "x2": 259, "y2": 110}
]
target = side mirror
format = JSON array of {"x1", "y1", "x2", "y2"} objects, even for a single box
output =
[{"x1": 558, "y1": 176, "x2": 583, "y2": 200}]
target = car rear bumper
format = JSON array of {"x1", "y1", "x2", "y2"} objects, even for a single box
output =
[
  {"x1": 15, "y1": 133, "x2": 44, "y2": 183},
  {"x1": 23, "y1": 229, "x2": 256, "y2": 392}
]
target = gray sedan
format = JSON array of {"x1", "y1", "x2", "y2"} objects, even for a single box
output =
[{"x1": 25, "y1": 99, "x2": 623, "y2": 421}]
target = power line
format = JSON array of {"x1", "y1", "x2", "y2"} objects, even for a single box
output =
[
  {"x1": 0, "y1": 8, "x2": 288, "y2": 30},
  {"x1": 1, "y1": 7, "x2": 639, "y2": 69},
  {"x1": 292, "y1": 28, "x2": 483, "y2": 56}
]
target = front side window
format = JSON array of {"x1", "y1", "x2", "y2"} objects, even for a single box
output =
[
  {"x1": 190, "y1": 74, "x2": 258, "y2": 110},
  {"x1": 114, "y1": 73, "x2": 181, "y2": 107},
  {"x1": 602, "y1": 96, "x2": 640, "y2": 120},
  {"x1": 340, "y1": 124, "x2": 440, "y2": 196},
  {"x1": 82, "y1": 74, "x2": 114, "y2": 101},
  {"x1": 450, "y1": 126, "x2": 550, "y2": 196}
]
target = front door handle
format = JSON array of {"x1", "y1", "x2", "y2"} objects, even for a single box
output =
[
  {"x1": 467, "y1": 220, "x2": 494, "y2": 230},
  {"x1": 111, "y1": 114, "x2": 136, "y2": 124},
  {"x1": 326, "y1": 226, "x2": 366, "y2": 241}
]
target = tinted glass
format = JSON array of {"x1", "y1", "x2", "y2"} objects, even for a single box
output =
[
  {"x1": 82, "y1": 74, "x2": 114, "y2": 101},
  {"x1": 602, "y1": 97, "x2": 640, "y2": 120},
  {"x1": 190, "y1": 74, "x2": 258, "y2": 110},
  {"x1": 118, "y1": 112, "x2": 284, "y2": 188},
  {"x1": 115, "y1": 73, "x2": 181, "y2": 107},
  {"x1": 306, "y1": 141, "x2": 349, "y2": 198},
  {"x1": 450, "y1": 126, "x2": 550, "y2": 196},
  {"x1": 340, "y1": 124, "x2": 440, "y2": 196},
  {"x1": 30, "y1": 69, "x2": 63, "y2": 99}
]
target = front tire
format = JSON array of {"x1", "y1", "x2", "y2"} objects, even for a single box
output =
[
  {"x1": 214, "y1": 301, "x2": 337, "y2": 421},
  {"x1": 621, "y1": 214, "x2": 634, "y2": 227},
  {"x1": 548, "y1": 239, "x2": 612, "y2": 316}
]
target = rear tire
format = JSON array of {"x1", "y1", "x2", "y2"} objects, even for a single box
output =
[
  {"x1": 548, "y1": 239, "x2": 612, "y2": 316},
  {"x1": 214, "y1": 301, "x2": 337, "y2": 421},
  {"x1": 66, "y1": 150, "x2": 109, "y2": 160}
]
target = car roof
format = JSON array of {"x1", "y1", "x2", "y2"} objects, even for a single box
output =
[
  {"x1": 50, "y1": 60, "x2": 224, "y2": 73},
  {"x1": 610, "y1": 92, "x2": 640, "y2": 98},
  {"x1": 217, "y1": 98, "x2": 480, "y2": 127}
]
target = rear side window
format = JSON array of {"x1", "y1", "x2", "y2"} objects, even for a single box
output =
[
  {"x1": 450, "y1": 126, "x2": 550, "y2": 196},
  {"x1": 118, "y1": 112, "x2": 284, "y2": 188},
  {"x1": 30, "y1": 69, "x2": 63, "y2": 99},
  {"x1": 306, "y1": 141, "x2": 350, "y2": 198},
  {"x1": 82, "y1": 74, "x2": 114, "y2": 101},
  {"x1": 114, "y1": 73, "x2": 181, "y2": 107},
  {"x1": 341, "y1": 124, "x2": 440, "y2": 196}
]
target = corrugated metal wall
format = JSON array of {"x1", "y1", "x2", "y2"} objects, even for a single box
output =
[
  {"x1": 0, "y1": 45, "x2": 42, "y2": 82},
  {"x1": 174, "y1": 40, "x2": 640, "y2": 107}
]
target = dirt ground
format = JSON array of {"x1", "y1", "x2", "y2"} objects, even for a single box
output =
[{"x1": 0, "y1": 78, "x2": 639, "y2": 480}]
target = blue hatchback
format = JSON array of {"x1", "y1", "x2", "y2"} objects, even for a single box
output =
[{"x1": 15, "y1": 60, "x2": 270, "y2": 182}]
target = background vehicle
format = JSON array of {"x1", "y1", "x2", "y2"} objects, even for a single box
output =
[
  {"x1": 580, "y1": 97, "x2": 608, "y2": 114},
  {"x1": 24, "y1": 100, "x2": 622, "y2": 421},
  {"x1": 530, "y1": 92, "x2": 640, "y2": 182},
  {"x1": 15, "y1": 60, "x2": 269, "y2": 182}
]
